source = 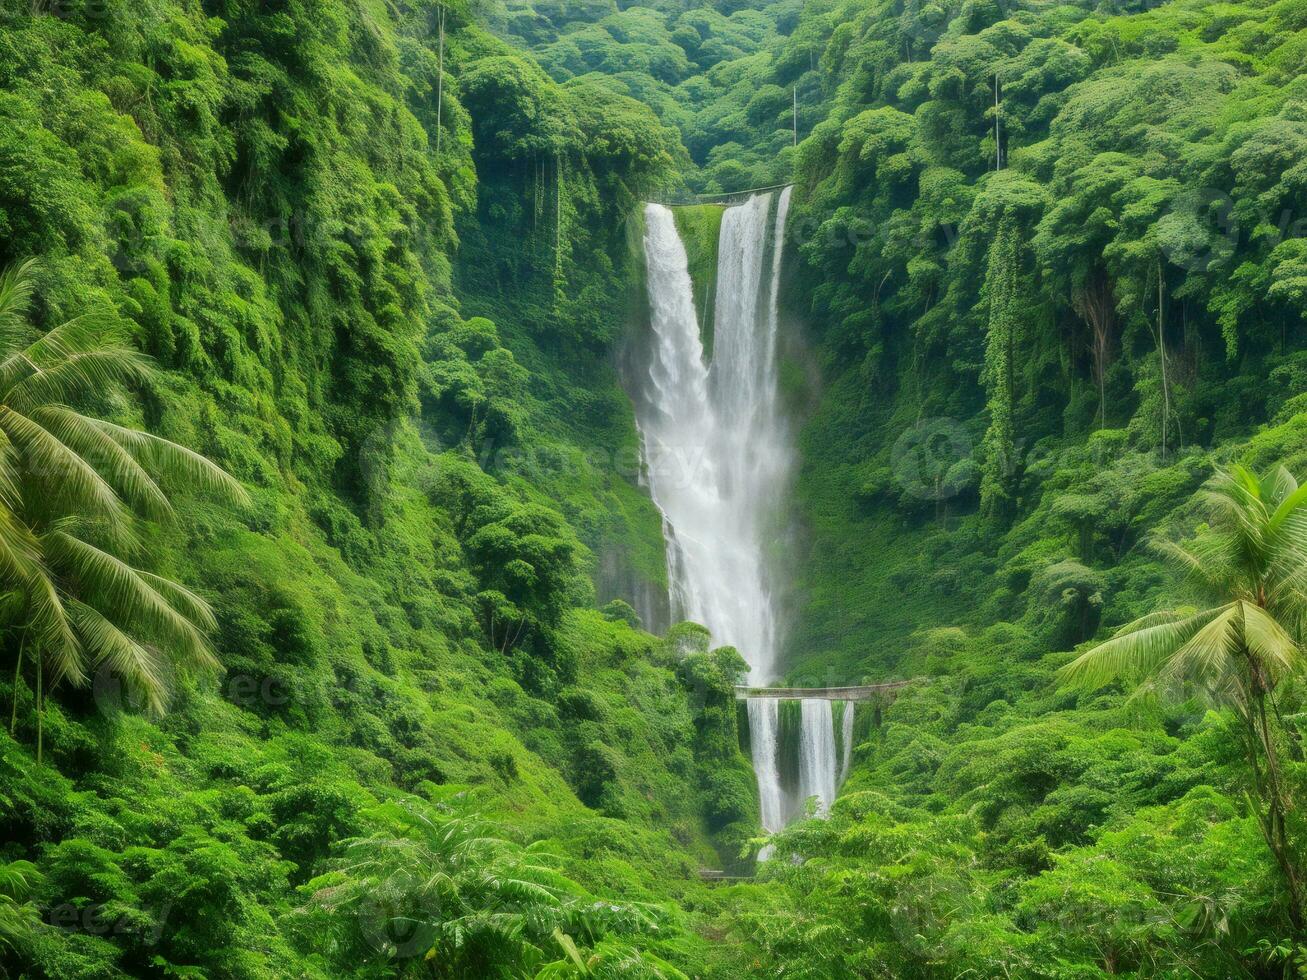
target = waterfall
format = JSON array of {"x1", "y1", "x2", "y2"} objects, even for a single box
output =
[
  {"x1": 634, "y1": 188, "x2": 850, "y2": 854},
  {"x1": 747, "y1": 698, "x2": 785, "y2": 860},
  {"x1": 798, "y1": 699, "x2": 837, "y2": 816},
  {"x1": 633, "y1": 192, "x2": 790, "y2": 683}
]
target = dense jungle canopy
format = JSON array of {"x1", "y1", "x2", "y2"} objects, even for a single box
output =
[{"x1": 0, "y1": 0, "x2": 1306, "y2": 976}]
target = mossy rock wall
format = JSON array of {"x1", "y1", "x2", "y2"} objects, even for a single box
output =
[{"x1": 671, "y1": 205, "x2": 725, "y2": 359}]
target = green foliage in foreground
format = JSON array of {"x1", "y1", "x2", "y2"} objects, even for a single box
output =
[
  {"x1": 300, "y1": 794, "x2": 691, "y2": 978},
  {"x1": 1062, "y1": 464, "x2": 1307, "y2": 927},
  {"x1": 0, "y1": 259, "x2": 246, "y2": 749}
]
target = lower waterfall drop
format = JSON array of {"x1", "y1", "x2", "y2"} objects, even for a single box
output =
[
  {"x1": 797, "y1": 699, "x2": 837, "y2": 817},
  {"x1": 747, "y1": 699, "x2": 785, "y2": 859}
]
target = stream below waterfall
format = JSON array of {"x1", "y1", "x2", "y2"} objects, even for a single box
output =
[{"x1": 629, "y1": 189, "x2": 856, "y2": 850}]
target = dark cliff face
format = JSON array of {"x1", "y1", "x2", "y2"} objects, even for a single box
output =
[{"x1": 597, "y1": 542, "x2": 673, "y2": 634}]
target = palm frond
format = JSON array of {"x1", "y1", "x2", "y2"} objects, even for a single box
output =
[
  {"x1": 68, "y1": 600, "x2": 169, "y2": 714},
  {"x1": 1157, "y1": 603, "x2": 1241, "y2": 688},
  {"x1": 0, "y1": 260, "x2": 38, "y2": 360},
  {"x1": 1265, "y1": 484, "x2": 1307, "y2": 596},
  {"x1": 1205, "y1": 467, "x2": 1269, "y2": 559},
  {"x1": 1270, "y1": 487, "x2": 1307, "y2": 541},
  {"x1": 1268, "y1": 535, "x2": 1307, "y2": 595},
  {"x1": 0, "y1": 499, "x2": 42, "y2": 573},
  {"x1": 0, "y1": 856, "x2": 42, "y2": 952},
  {"x1": 1150, "y1": 536, "x2": 1233, "y2": 593},
  {"x1": 483, "y1": 874, "x2": 566, "y2": 907},
  {"x1": 44, "y1": 531, "x2": 217, "y2": 671},
  {"x1": 0, "y1": 407, "x2": 128, "y2": 525},
  {"x1": 0, "y1": 267, "x2": 240, "y2": 716},
  {"x1": 7, "y1": 346, "x2": 152, "y2": 412},
  {"x1": 29, "y1": 574, "x2": 84, "y2": 688},
  {"x1": 1105, "y1": 607, "x2": 1197, "y2": 636},
  {"x1": 0, "y1": 430, "x2": 24, "y2": 514},
  {"x1": 0, "y1": 509, "x2": 83, "y2": 683},
  {"x1": 1264, "y1": 577, "x2": 1307, "y2": 643},
  {"x1": 32, "y1": 406, "x2": 171, "y2": 520},
  {"x1": 1224, "y1": 464, "x2": 1263, "y2": 503},
  {"x1": 135, "y1": 570, "x2": 217, "y2": 632},
  {"x1": 1240, "y1": 601, "x2": 1302, "y2": 684},
  {"x1": 1266, "y1": 465, "x2": 1299, "y2": 511},
  {"x1": 1059, "y1": 607, "x2": 1224, "y2": 690},
  {"x1": 91, "y1": 419, "x2": 249, "y2": 506},
  {"x1": 0, "y1": 308, "x2": 124, "y2": 395},
  {"x1": 0, "y1": 861, "x2": 40, "y2": 901}
]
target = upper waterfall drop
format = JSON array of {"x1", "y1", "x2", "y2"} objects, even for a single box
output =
[{"x1": 633, "y1": 190, "x2": 793, "y2": 683}]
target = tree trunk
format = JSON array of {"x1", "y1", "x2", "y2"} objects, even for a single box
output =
[
  {"x1": 1156, "y1": 261, "x2": 1170, "y2": 460},
  {"x1": 993, "y1": 74, "x2": 1002, "y2": 171},
  {"x1": 554, "y1": 153, "x2": 564, "y2": 287},
  {"x1": 35, "y1": 652, "x2": 42, "y2": 766},
  {"x1": 1073, "y1": 271, "x2": 1114, "y2": 431},
  {"x1": 10, "y1": 634, "x2": 24, "y2": 734},
  {"x1": 1256, "y1": 694, "x2": 1303, "y2": 928},
  {"x1": 1245, "y1": 653, "x2": 1304, "y2": 930}
]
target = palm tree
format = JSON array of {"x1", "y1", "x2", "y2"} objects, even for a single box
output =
[
  {"x1": 1060, "y1": 463, "x2": 1307, "y2": 926},
  {"x1": 0, "y1": 259, "x2": 246, "y2": 755}
]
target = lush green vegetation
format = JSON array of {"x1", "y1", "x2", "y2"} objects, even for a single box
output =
[
  {"x1": 2, "y1": 0, "x2": 1306, "y2": 976},
  {"x1": 670, "y1": 204, "x2": 723, "y2": 354},
  {"x1": 488, "y1": 0, "x2": 808, "y2": 192},
  {"x1": 498, "y1": 0, "x2": 1307, "y2": 975},
  {"x1": 0, "y1": 0, "x2": 735, "y2": 975}
]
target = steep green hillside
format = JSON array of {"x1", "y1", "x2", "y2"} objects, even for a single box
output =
[
  {"x1": 774, "y1": 0, "x2": 1307, "y2": 685},
  {"x1": 0, "y1": 1, "x2": 756, "y2": 976}
]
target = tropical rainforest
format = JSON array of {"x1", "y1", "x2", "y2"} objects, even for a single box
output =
[{"x1": 0, "y1": 0, "x2": 1305, "y2": 975}]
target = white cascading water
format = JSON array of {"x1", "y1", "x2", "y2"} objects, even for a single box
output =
[
  {"x1": 797, "y1": 699, "x2": 837, "y2": 816},
  {"x1": 634, "y1": 192, "x2": 787, "y2": 683},
  {"x1": 635, "y1": 188, "x2": 850, "y2": 853},
  {"x1": 747, "y1": 698, "x2": 785, "y2": 860}
]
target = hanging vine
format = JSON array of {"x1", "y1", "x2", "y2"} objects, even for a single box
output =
[{"x1": 980, "y1": 214, "x2": 1021, "y2": 521}]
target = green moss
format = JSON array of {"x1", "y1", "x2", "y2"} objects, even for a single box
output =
[{"x1": 672, "y1": 204, "x2": 725, "y2": 359}]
